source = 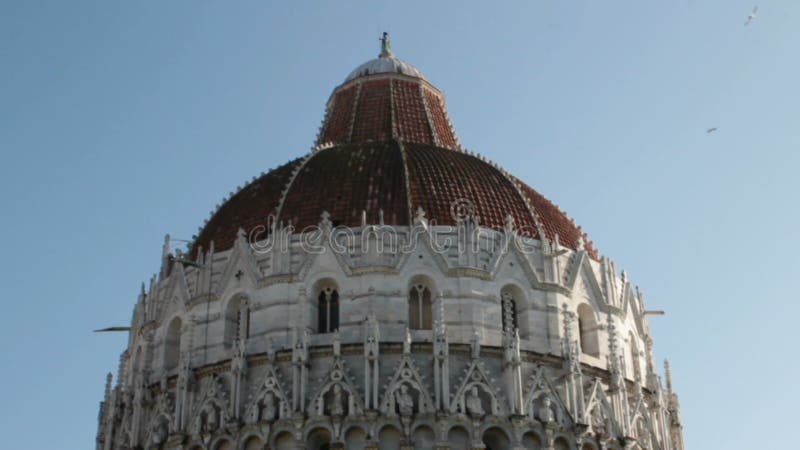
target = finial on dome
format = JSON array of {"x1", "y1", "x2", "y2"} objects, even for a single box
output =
[{"x1": 379, "y1": 32, "x2": 393, "y2": 58}]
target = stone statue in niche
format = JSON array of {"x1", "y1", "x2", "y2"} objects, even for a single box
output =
[
  {"x1": 395, "y1": 384, "x2": 415, "y2": 416},
  {"x1": 330, "y1": 384, "x2": 346, "y2": 416},
  {"x1": 465, "y1": 386, "x2": 485, "y2": 418},
  {"x1": 150, "y1": 417, "x2": 168, "y2": 446},
  {"x1": 538, "y1": 396, "x2": 555, "y2": 424},
  {"x1": 196, "y1": 402, "x2": 220, "y2": 434},
  {"x1": 260, "y1": 392, "x2": 278, "y2": 422},
  {"x1": 591, "y1": 407, "x2": 608, "y2": 437},
  {"x1": 637, "y1": 419, "x2": 649, "y2": 440}
]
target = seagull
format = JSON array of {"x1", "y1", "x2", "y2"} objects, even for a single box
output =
[
  {"x1": 706, "y1": 127, "x2": 718, "y2": 134},
  {"x1": 745, "y1": 6, "x2": 758, "y2": 26}
]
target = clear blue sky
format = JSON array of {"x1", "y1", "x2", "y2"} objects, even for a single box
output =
[{"x1": 1, "y1": 1, "x2": 797, "y2": 448}]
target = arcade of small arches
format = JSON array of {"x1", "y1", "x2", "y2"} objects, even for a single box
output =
[{"x1": 178, "y1": 424, "x2": 602, "y2": 450}]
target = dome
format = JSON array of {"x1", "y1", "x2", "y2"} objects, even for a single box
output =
[
  {"x1": 345, "y1": 55, "x2": 426, "y2": 83},
  {"x1": 344, "y1": 32, "x2": 427, "y2": 82},
  {"x1": 192, "y1": 142, "x2": 595, "y2": 258},
  {"x1": 190, "y1": 34, "x2": 597, "y2": 259}
]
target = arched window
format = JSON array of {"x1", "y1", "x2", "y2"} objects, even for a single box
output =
[
  {"x1": 224, "y1": 297, "x2": 250, "y2": 347},
  {"x1": 317, "y1": 287, "x2": 339, "y2": 333},
  {"x1": 482, "y1": 427, "x2": 510, "y2": 450},
  {"x1": 163, "y1": 317, "x2": 182, "y2": 371},
  {"x1": 553, "y1": 437, "x2": 570, "y2": 450},
  {"x1": 500, "y1": 290, "x2": 518, "y2": 333},
  {"x1": 577, "y1": 304, "x2": 600, "y2": 357},
  {"x1": 409, "y1": 283, "x2": 432, "y2": 330}
]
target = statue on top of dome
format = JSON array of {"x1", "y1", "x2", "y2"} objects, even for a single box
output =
[{"x1": 379, "y1": 32, "x2": 393, "y2": 58}]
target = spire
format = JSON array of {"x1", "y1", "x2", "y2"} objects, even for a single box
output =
[{"x1": 379, "y1": 32, "x2": 393, "y2": 58}]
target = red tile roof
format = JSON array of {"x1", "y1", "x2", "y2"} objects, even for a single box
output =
[
  {"x1": 191, "y1": 142, "x2": 595, "y2": 260},
  {"x1": 316, "y1": 74, "x2": 458, "y2": 150},
  {"x1": 192, "y1": 158, "x2": 302, "y2": 257},
  {"x1": 279, "y1": 142, "x2": 409, "y2": 230},
  {"x1": 190, "y1": 61, "x2": 597, "y2": 260}
]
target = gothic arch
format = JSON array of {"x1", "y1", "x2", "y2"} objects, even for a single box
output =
[
  {"x1": 523, "y1": 366, "x2": 572, "y2": 426},
  {"x1": 380, "y1": 352, "x2": 436, "y2": 416},
  {"x1": 450, "y1": 360, "x2": 509, "y2": 416},
  {"x1": 309, "y1": 375, "x2": 363, "y2": 417},
  {"x1": 408, "y1": 274, "x2": 436, "y2": 330},
  {"x1": 244, "y1": 365, "x2": 290, "y2": 424},
  {"x1": 313, "y1": 278, "x2": 340, "y2": 334},
  {"x1": 577, "y1": 303, "x2": 600, "y2": 357},
  {"x1": 163, "y1": 316, "x2": 183, "y2": 372},
  {"x1": 189, "y1": 375, "x2": 231, "y2": 436},
  {"x1": 223, "y1": 293, "x2": 250, "y2": 348}
]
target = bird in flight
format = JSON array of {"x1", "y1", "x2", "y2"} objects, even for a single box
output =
[
  {"x1": 706, "y1": 127, "x2": 718, "y2": 134},
  {"x1": 745, "y1": 6, "x2": 759, "y2": 26}
]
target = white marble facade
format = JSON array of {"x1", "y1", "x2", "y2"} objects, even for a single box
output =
[{"x1": 96, "y1": 215, "x2": 684, "y2": 450}]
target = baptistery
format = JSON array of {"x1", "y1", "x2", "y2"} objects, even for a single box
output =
[{"x1": 96, "y1": 34, "x2": 684, "y2": 450}]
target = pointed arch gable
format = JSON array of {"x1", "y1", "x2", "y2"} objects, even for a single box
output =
[
  {"x1": 483, "y1": 228, "x2": 514, "y2": 275},
  {"x1": 188, "y1": 374, "x2": 232, "y2": 435},
  {"x1": 215, "y1": 235, "x2": 263, "y2": 297},
  {"x1": 449, "y1": 359, "x2": 509, "y2": 416},
  {"x1": 163, "y1": 261, "x2": 191, "y2": 305},
  {"x1": 307, "y1": 357, "x2": 365, "y2": 417},
  {"x1": 244, "y1": 363, "x2": 291, "y2": 423},
  {"x1": 565, "y1": 252, "x2": 606, "y2": 307},
  {"x1": 523, "y1": 366, "x2": 574, "y2": 426},
  {"x1": 394, "y1": 223, "x2": 458, "y2": 277},
  {"x1": 380, "y1": 353, "x2": 435, "y2": 416},
  {"x1": 297, "y1": 235, "x2": 356, "y2": 280},
  {"x1": 584, "y1": 379, "x2": 623, "y2": 438},
  {"x1": 505, "y1": 241, "x2": 547, "y2": 289}
]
